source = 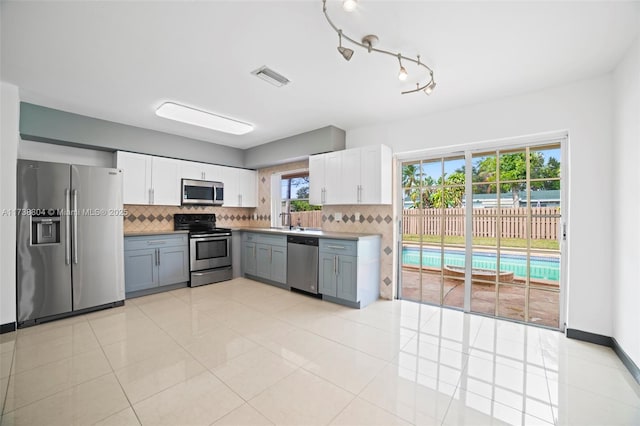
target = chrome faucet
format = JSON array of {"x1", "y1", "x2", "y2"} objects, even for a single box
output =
[{"x1": 280, "y1": 212, "x2": 292, "y2": 229}]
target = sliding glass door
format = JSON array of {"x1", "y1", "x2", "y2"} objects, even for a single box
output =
[
  {"x1": 401, "y1": 154, "x2": 467, "y2": 309},
  {"x1": 400, "y1": 142, "x2": 563, "y2": 328}
]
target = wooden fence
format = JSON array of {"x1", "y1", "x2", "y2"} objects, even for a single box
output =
[
  {"x1": 290, "y1": 211, "x2": 323, "y2": 229},
  {"x1": 402, "y1": 207, "x2": 560, "y2": 240},
  {"x1": 289, "y1": 207, "x2": 560, "y2": 240}
]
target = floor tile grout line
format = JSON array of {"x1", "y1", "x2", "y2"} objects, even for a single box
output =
[
  {"x1": 538, "y1": 331, "x2": 560, "y2": 426},
  {"x1": 2, "y1": 320, "x2": 121, "y2": 415},
  {"x1": 1, "y1": 370, "x2": 115, "y2": 416},
  {"x1": 126, "y1": 293, "x2": 263, "y2": 420},
  {"x1": 86, "y1": 312, "x2": 144, "y2": 426},
  {"x1": 0, "y1": 347, "x2": 15, "y2": 416}
]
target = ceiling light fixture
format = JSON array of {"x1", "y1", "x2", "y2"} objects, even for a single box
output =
[
  {"x1": 322, "y1": 0, "x2": 436, "y2": 95},
  {"x1": 155, "y1": 102, "x2": 254, "y2": 135}
]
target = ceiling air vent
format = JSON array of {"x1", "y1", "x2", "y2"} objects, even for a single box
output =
[{"x1": 251, "y1": 66, "x2": 291, "y2": 87}]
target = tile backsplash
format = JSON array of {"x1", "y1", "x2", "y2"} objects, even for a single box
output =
[{"x1": 123, "y1": 204, "x2": 257, "y2": 233}]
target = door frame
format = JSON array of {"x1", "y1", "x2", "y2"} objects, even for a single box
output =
[{"x1": 394, "y1": 130, "x2": 568, "y2": 331}]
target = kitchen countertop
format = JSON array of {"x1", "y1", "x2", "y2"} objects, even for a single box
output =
[
  {"x1": 233, "y1": 227, "x2": 381, "y2": 240},
  {"x1": 124, "y1": 230, "x2": 190, "y2": 237}
]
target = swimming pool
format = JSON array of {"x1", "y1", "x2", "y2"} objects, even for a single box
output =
[{"x1": 402, "y1": 247, "x2": 560, "y2": 281}]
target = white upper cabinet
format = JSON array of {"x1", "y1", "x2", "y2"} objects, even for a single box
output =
[
  {"x1": 180, "y1": 161, "x2": 224, "y2": 182},
  {"x1": 117, "y1": 152, "x2": 152, "y2": 205},
  {"x1": 309, "y1": 154, "x2": 325, "y2": 205},
  {"x1": 221, "y1": 167, "x2": 240, "y2": 207},
  {"x1": 117, "y1": 151, "x2": 257, "y2": 207},
  {"x1": 202, "y1": 164, "x2": 224, "y2": 182},
  {"x1": 324, "y1": 151, "x2": 344, "y2": 205},
  {"x1": 359, "y1": 144, "x2": 392, "y2": 204},
  {"x1": 238, "y1": 169, "x2": 257, "y2": 207},
  {"x1": 151, "y1": 157, "x2": 181, "y2": 206},
  {"x1": 180, "y1": 161, "x2": 204, "y2": 180},
  {"x1": 308, "y1": 144, "x2": 392, "y2": 205},
  {"x1": 219, "y1": 168, "x2": 257, "y2": 207},
  {"x1": 117, "y1": 152, "x2": 181, "y2": 206},
  {"x1": 340, "y1": 148, "x2": 361, "y2": 204}
]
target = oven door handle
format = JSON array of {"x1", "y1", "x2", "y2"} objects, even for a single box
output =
[{"x1": 190, "y1": 236, "x2": 231, "y2": 242}]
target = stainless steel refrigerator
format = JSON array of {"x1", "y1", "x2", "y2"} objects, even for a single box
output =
[{"x1": 16, "y1": 160, "x2": 125, "y2": 326}]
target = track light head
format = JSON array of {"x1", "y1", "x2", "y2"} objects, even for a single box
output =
[
  {"x1": 342, "y1": 0, "x2": 358, "y2": 12},
  {"x1": 338, "y1": 46, "x2": 354, "y2": 61},
  {"x1": 424, "y1": 80, "x2": 436, "y2": 95},
  {"x1": 398, "y1": 66, "x2": 408, "y2": 81},
  {"x1": 397, "y1": 54, "x2": 408, "y2": 81},
  {"x1": 337, "y1": 30, "x2": 354, "y2": 61}
]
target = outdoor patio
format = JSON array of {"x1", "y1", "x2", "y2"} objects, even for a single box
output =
[{"x1": 401, "y1": 267, "x2": 560, "y2": 328}]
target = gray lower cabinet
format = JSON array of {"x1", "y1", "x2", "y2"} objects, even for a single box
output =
[
  {"x1": 319, "y1": 238, "x2": 380, "y2": 308},
  {"x1": 243, "y1": 241, "x2": 257, "y2": 276},
  {"x1": 124, "y1": 233, "x2": 189, "y2": 296},
  {"x1": 124, "y1": 248, "x2": 157, "y2": 292},
  {"x1": 242, "y1": 232, "x2": 287, "y2": 286}
]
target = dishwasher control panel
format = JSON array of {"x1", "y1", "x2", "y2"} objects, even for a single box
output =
[{"x1": 287, "y1": 235, "x2": 319, "y2": 246}]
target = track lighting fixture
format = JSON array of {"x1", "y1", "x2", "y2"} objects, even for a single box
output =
[
  {"x1": 337, "y1": 30, "x2": 354, "y2": 61},
  {"x1": 322, "y1": 0, "x2": 436, "y2": 95},
  {"x1": 342, "y1": 0, "x2": 357, "y2": 12}
]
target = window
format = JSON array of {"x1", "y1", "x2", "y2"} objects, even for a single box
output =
[
  {"x1": 271, "y1": 172, "x2": 322, "y2": 229},
  {"x1": 280, "y1": 173, "x2": 321, "y2": 213}
]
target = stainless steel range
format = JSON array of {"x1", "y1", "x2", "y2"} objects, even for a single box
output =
[{"x1": 174, "y1": 214, "x2": 232, "y2": 286}]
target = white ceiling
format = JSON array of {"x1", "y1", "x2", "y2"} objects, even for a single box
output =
[{"x1": 2, "y1": 1, "x2": 639, "y2": 150}]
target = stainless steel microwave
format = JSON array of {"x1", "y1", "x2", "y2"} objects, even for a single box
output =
[{"x1": 181, "y1": 179, "x2": 224, "y2": 206}]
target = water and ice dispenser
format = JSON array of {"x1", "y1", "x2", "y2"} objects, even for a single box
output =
[{"x1": 31, "y1": 216, "x2": 61, "y2": 245}]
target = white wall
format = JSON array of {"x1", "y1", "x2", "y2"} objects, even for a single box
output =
[
  {"x1": 1, "y1": 82, "x2": 20, "y2": 327},
  {"x1": 18, "y1": 140, "x2": 114, "y2": 167},
  {"x1": 348, "y1": 75, "x2": 614, "y2": 337},
  {"x1": 612, "y1": 34, "x2": 640, "y2": 366}
]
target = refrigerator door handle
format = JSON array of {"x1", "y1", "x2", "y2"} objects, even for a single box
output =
[
  {"x1": 65, "y1": 188, "x2": 71, "y2": 265},
  {"x1": 72, "y1": 189, "x2": 78, "y2": 264}
]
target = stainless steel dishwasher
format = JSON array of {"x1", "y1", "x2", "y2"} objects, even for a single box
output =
[{"x1": 287, "y1": 235, "x2": 319, "y2": 294}]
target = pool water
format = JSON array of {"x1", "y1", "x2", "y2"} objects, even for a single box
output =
[{"x1": 402, "y1": 247, "x2": 560, "y2": 281}]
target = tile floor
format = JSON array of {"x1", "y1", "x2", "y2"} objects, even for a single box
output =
[{"x1": 0, "y1": 278, "x2": 639, "y2": 425}]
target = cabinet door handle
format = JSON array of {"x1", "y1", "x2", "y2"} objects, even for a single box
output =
[
  {"x1": 326, "y1": 245, "x2": 346, "y2": 250},
  {"x1": 333, "y1": 255, "x2": 337, "y2": 275},
  {"x1": 238, "y1": 194, "x2": 242, "y2": 206},
  {"x1": 157, "y1": 248, "x2": 160, "y2": 265},
  {"x1": 149, "y1": 188, "x2": 152, "y2": 204},
  {"x1": 147, "y1": 241, "x2": 166, "y2": 245}
]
